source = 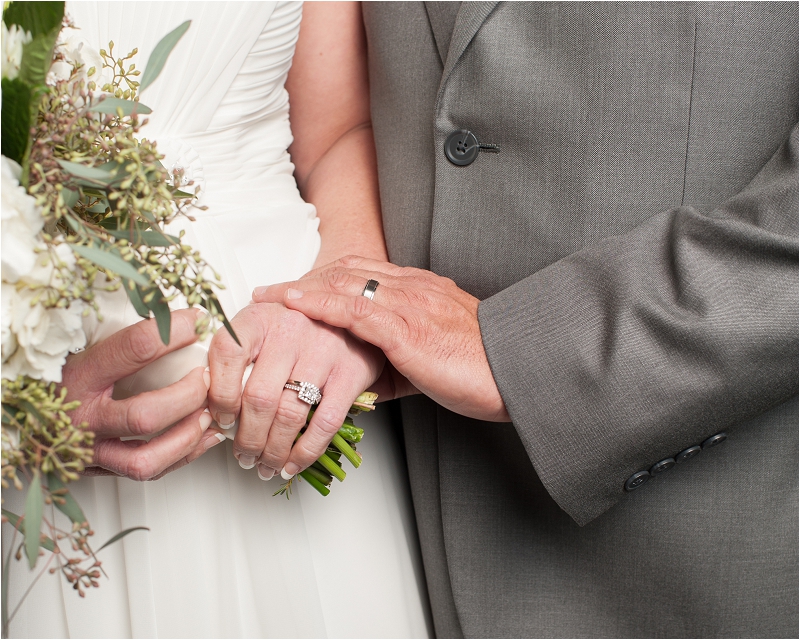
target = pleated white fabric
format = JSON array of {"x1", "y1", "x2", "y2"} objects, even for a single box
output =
[{"x1": 2, "y1": 3, "x2": 432, "y2": 638}]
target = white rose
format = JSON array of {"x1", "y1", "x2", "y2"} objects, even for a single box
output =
[
  {"x1": 2, "y1": 244, "x2": 86, "y2": 383},
  {"x1": 1, "y1": 156, "x2": 45, "y2": 283},
  {"x1": 49, "y1": 26, "x2": 107, "y2": 88},
  {"x1": 1, "y1": 22, "x2": 32, "y2": 81}
]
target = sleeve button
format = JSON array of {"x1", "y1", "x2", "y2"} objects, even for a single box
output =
[
  {"x1": 625, "y1": 471, "x2": 651, "y2": 492},
  {"x1": 701, "y1": 432, "x2": 728, "y2": 449},
  {"x1": 675, "y1": 445, "x2": 702, "y2": 463},
  {"x1": 649, "y1": 458, "x2": 676, "y2": 475}
]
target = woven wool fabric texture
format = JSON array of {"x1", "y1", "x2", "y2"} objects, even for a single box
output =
[{"x1": 364, "y1": 2, "x2": 799, "y2": 637}]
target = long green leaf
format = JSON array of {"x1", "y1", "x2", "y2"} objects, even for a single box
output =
[
  {"x1": 206, "y1": 296, "x2": 240, "y2": 346},
  {"x1": 139, "y1": 21, "x2": 190, "y2": 92},
  {"x1": 18, "y1": 28, "x2": 60, "y2": 87},
  {"x1": 1, "y1": 510, "x2": 55, "y2": 552},
  {"x1": 145, "y1": 289, "x2": 171, "y2": 345},
  {"x1": 88, "y1": 97, "x2": 152, "y2": 116},
  {"x1": 2, "y1": 2, "x2": 63, "y2": 38},
  {"x1": 23, "y1": 471, "x2": 44, "y2": 568},
  {"x1": 96, "y1": 526, "x2": 149, "y2": 553},
  {"x1": 56, "y1": 159, "x2": 123, "y2": 187},
  {"x1": 125, "y1": 283, "x2": 151, "y2": 318},
  {"x1": 104, "y1": 228, "x2": 179, "y2": 247},
  {"x1": 70, "y1": 243, "x2": 150, "y2": 286},
  {"x1": 45, "y1": 474, "x2": 86, "y2": 525},
  {"x1": 0, "y1": 77, "x2": 32, "y2": 164}
]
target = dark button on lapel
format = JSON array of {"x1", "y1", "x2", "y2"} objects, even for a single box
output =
[
  {"x1": 675, "y1": 445, "x2": 702, "y2": 463},
  {"x1": 650, "y1": 458, "x2": 676, "y2": 475},
  {"x1": 702, "y1": 432, "x2": 727, "y2": 449},
  {"x1": 445, "y1": 130, "x2": 479, "y2": 166},
  {"x1": 625, "y1": 471, "x2": 651, "y2": 491}
]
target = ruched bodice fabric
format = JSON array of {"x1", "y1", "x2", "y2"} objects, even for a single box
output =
[{"x1": 3, "y1": 4, "x2": 432, "y2": 638}]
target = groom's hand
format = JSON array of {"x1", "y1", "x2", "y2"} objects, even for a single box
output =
[
  {"x1": 206, "y1": 302, "x2": 385, "y2": 481},
  {"x1": 252, "y1": 256, "x2": 511, "y2": 423},
  {"x1": 62, "y1": 308, "x2": 224, "y2": 481}
]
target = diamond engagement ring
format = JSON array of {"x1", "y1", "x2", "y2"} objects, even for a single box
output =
[
  {"x1": 284, "y1": 380, "x2": 322, "y2": 405},
  {"x1": 362, "y1": 279, "x2": 379, "y2": 301}
]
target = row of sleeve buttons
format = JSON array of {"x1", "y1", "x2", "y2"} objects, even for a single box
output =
[{"x1": 624, "y1": 433, "x2": 728, "y2": 492}]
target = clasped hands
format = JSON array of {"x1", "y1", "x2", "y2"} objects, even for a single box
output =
[{"x1": 70, "y1": 257, "x2": 509, "y2": 481}]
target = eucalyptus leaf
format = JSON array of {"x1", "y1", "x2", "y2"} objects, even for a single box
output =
[
  {"x1": 1, "y1": 510, "x2": 56, "y2": 553},
  {"x1": 96, "y1": 526, "x2": 149, "y2": 553},
  {"x1": 57, "y1": 159, "x2": 123, "y2": 187},
  {"x1": 61, "y1": 188, "x2": 80, "y2": 209},
  {"x1": 139, "y1": 20, "x2": 191, "y2": 92},
  {"x1": 145, "y1": 289, "x2": 171, "y2": 345},
  {"x1": 207, "y1": 296, "x2": 240, "y2": 346},
  {"x1": 172, "y1": 189, "x2": 194, "y2": 198},
  {"x1": 2, "y1": 1, "x2": 63, "y2": 39},
  {"x1": 65, "y1": 215, "x2": 84, "y2": 233},
  {"x1": 70, "y1": 243, "x2": 150, "y2": 286},
  {"x1": 104, "y1": 228, "x2": 179, "y2": 247},
  {"x1": 88, "y1": 97, "x2": 152, "y2": 116},
  {"x1": 1, "y1": 77, "x2": 33, "y2": 164},
  {"x1": 24, "y1": 471, "x2": 44, "y2": 568},
  {"x1": 46, "y1": 474, "x2": 86, "y2": 525},
  {"x1": 125, "y1": 283, "x2": 150, "y2": 318}
]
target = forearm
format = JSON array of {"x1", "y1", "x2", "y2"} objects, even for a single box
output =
[{"x1": 299, "y1": 123, "x2": 387, "y2": 267}]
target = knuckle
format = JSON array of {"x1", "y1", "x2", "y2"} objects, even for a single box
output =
[
  {"x1": 339, "y1": 255, "x2": 362, "y2": 269},
  {"x1": 125, "y1": 450, "x2": 157, "y2": 481},
  {"x1": 310, "y1": 407, "x2": 343, "y2": 437},
  {"x1": 327, "y1": 270, "x2": 353, "y2": 293},
  {"x1": 352, "y1": 295, "x2": 373, "y2": 320},
  {"x1": 274, "y1": 401, "x2": 309, "y2": 427},
  {"x1": 125, "y1": 402, "x2": 155, "y2": 436},
  {"x1": 241, "y1": 386, "x2": 279, "y2": 414},
  {"x1": 120, "y1": 323, "x2": 161, "y2": 367}
]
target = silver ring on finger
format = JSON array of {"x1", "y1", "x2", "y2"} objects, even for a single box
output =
[
  {"x1": 362, "y1": 279, "x2": 379, "y2": 301},
  {"x1": 284, "y1": 380, "x2": 322, "y2": 406}
]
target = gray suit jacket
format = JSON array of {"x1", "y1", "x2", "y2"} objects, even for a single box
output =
[{"x1": 363, "y1": 2, "x2": 798, "y2": 637}]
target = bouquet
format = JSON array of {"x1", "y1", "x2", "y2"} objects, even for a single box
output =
[{"x1": 0, "y1": 2, "x2": 373, "y2": 633}]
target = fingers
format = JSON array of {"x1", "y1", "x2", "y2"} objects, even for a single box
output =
[
  {"x1": 66, "y1": 308, "x2": 204, "y2": 393},
  {"x1": 151, "y1": 428, "x2": 228, "y2": 480},
  {"x1": 281, "y1": 289, "x2": 411, "y2": 359},
  {"x1": 91, "y1": 366, "x2": 211, "y2": 438},
  {"x1": 207, "y1": 305, "x2": 267, "y2": 428},
  {"x1": 233, "y1": 345, "x2": 296, "y2": 469},
  {"x1": 91, "y1": 408, "x2": 214, "y2": 481}
]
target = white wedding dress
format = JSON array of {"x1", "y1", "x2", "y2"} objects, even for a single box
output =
[{"x1": 3, "y1": 3, "x2": 432, "y2": 638}]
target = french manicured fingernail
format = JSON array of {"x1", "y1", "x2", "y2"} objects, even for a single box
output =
[
  {"x1": 199, "y1": 410, "x2": 212, "y2": 432},
  {"x1": 257, "y1": 465, "x2": 275, "y2": 481},
  {"x1": 204, "y1": 432, "x2": 226, "y2": 451},
  {"x1": 253, "y1": 286, "x2": 267, "y2": 297},
  {"x1": 203, "y1": 367, "x2": 211, "y2": 389},
  {"x1": 217, "y1": 412, "x2": 235, "y2": 429},
  {"x1": 237, "y1": 454, "x2": 256, "y2": 470},
  {"x1": 286, "y1": 288, "x2": 303, "y2": 300},
  {"x1": 281, "y1": 462, "x2": 300, "y2": 480}
]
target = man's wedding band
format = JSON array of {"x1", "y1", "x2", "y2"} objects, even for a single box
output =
[
  {"x1": 362, "y1": 279, "x2": 380, "y2": 301},
  {"x1": 284, "y1": 380, "x2": 322, "y2": 405}
]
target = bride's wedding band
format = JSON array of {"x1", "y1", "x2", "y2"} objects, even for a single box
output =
[
  {"x1": 362, "y1": 279, "x2": 380, "y2": 301},
  {"x1": 284, "y1": 380, "x2": 322, "y2": 405}
]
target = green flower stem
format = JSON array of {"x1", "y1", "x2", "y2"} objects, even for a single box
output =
[
  {"x1": 299, "y1": 470, "x2": 330, "y2": 496},
  {"x1": 331, "y1": 433, "x2": 362, "y2": 469},
  {"x1": 317, "y1": 452, "x2": 346, "y2": 482},
  {"x1": 303, "y1": 465, "x2": 333, "y2": 487},
  {"x1": 337, "y1": 423, "x2": 364, "y2": 443}
]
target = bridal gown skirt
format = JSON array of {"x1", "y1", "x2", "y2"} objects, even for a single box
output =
[{"x1": 2, "y1": 2, "x2": 432, "y2": 637}]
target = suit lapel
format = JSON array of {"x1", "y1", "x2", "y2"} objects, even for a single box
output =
[
  {"x1": 425, "y1": 2, "x2": 461, "y2": 66},
  {"x1": 441, "y1": 2, "x2": 499, "y2": 84}
]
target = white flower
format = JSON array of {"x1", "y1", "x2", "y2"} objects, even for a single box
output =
[
  {"x1": 48, "y1": 26, "x2": 106, "y2": 88},
  {"x1": 1, "y1": 22, "x2": 32, "y2": 81},
  {"x1": 1, "y1": 156, "x2": 45, "y2": 283},
  {"x1": 2, "y1": 244, "x2": 86, "y2": 383}
]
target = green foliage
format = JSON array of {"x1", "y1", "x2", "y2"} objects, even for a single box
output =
[
  {"x1": 2, "y1": 1, "x2": 63, "y2": 38},
  {"x1": 0, "y1": 77, "x2": 32, "y2": 163},
  {"x1": 23, "y1": 471, "x2": 44, "y2": 569},
  {"x1": 139, "y1": 20, "x2": 190, "y2": 92},
  {"x1": 88, "y1": 96, "x2": 152, "y2": 116}
]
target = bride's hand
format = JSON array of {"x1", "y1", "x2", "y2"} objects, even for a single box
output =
[
  {"x1": 206, "y1": 301, "x2": 385, "y2": 481},
  {"x1": 62, "y1": 308, "x2": 225, "y2": 480}
]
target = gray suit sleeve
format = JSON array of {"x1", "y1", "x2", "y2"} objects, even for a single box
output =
[{"x1": 479, "y1": 125, "x2": 799, "y2": 526}]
